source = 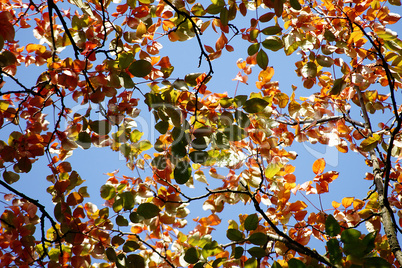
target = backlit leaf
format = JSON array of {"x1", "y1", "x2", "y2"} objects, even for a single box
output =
[
  {"x1": 312, "y1": 158, "x2": 325, "y2": 174},
  {"x1": 184, "y1": 247, "x2": 199, "y2": 264},
  {"x1": 262, "y1": 36, "x2": 284, "y2": 51},
  {"x1": 244, "y1": 214, "x2": 259, "y2": 231},
  {"x1": 226, "y1": 229, "x2": 244, "y2": 241},
  {"x1": 174, "y1": 161, "x2": 192, "y2": 184},
  {"x1": 360, "y1": 134, "x2": 381, "y2": 152},
  {"x1": 257, "y1": 49, "x2": 269, "y2": 69},
  {"x1": 261, "y1": 26, "x2": 282, "y2": 35},
  {"x1": 325, "y1": 214, "x2": 341, "y2": 237},
  {"x1": 128, "y1": 60, "x2": 152, "y2": 77},
  {"x1": 3, "y1": 170, "x2": 19, "y2": 184},
  {"x1": 243, "y1": 98, "x2": 268, "y2": 113},
  {"x1": 137, "y1": 203, "x2": 160, "y2": 219}
]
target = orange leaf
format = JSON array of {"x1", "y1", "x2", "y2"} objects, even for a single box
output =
[
  {"x1": 312, "y1": 158, "x2": 325, "y2": 175},
  {"x1": 198, "y1": 214, "x2": 221, "y2": 226},
  {"x1": 342, "y1": 197, "x2": 354, "y2": 208},
  {"x1": 289, "y1": 200, "x2": 307, "y2": 211},
  {"x1": 353, "y1": 199, "x2": 365, "y2": 210},
  {"x1": 332, "y1": 201, "x2": 341, "y2": 209}
]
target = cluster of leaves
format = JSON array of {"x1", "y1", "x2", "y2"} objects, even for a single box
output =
[{"x1": 0, "y1": 0, "x2": 402, "y2": 267}]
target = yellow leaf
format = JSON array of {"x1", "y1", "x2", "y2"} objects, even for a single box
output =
[
  {"x1": 360, "y1": 134, "x2": 381, "y2": 152},
  {"x1": 332, "y1": 201, "x2": 341, "y2": 209},
  {"x1": 342, "y1": 197, "x2": 354, "y2": 208}
]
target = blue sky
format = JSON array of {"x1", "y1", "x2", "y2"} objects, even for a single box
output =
[{"x1": 1, "y1": 0, "x2": 402, "y2": 261}]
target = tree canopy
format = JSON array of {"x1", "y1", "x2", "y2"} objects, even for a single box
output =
[{"x1": 0, "y1": 0, "x2": 402, "y2": 267}]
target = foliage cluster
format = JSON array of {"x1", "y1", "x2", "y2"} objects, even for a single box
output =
[{"x1": 0, "y1": 0, "x2": 402, "y2": 267}]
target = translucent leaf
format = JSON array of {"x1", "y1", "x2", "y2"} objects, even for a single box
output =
[
  {"x1": 128, "y1": 60, "x2": 152, "y2": 77},
  {"x1": 312, "y1": 158, "x2": 325, "y2": 174},
  {"x1": 118, "y1": 52, "x2": 134, "y2": 69},
  {"x1": 327, "y1": 239, "x2": 342, "y2": 264},
  {"x1": 325, "y1": 214, "x2": 340, "y2": 237},
  {"x1": 138, "y1": 140, "x2": 152, "y2": 151},
  {"x1": 301, "y1": 62, "x2": 317, "y2": 78},
  {"x1": 100, "y1": 184, "x2": 116, "y2": 200},
  {"x1": 261, "y1": 26, "x2": 282, "y2": 35},
  {"x1": 185, "y1": 72, "x2": 203, "y2": 87},
  {"x1": 137, "y1": 203, "x2": 160, "y2": 219},
  {"x1": 247, "y1": 43, "x2": 260, "y2": 56},
  {"x1": 360, "y1": 134, "x2": 381, "y2": 152},
  {"x1": 330, "y1": 78, "x2": 346, "y2": 95},
  {"x1": 243, "y1": 98, "x2": 268, "y2": 113}
]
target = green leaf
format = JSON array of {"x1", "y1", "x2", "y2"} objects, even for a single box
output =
[
  {"x1": 155, "y1": 121, "x2": 169, "y2": 134},
  {"x1": 137, "y1": 203, "x2": 160, "y2": 219},
  {"x1": 90, "y1": 120, "x2": 112, "y2": 135},
  {"x1": 243, "y1": 98, "x2": 268, "y2": 113},
  {"x1": 123, "y1": 241, "x2": 140, "y2": 253},
  {"x1": 248, "y1": 232, "x2": 268, "y2": 245},
  {"x1": 244, "y1": 214, "x2": 259, "y2": 231},
  {"x1": 128, "y1": 60, "x2": 152, "y2": 77},
  {"x1": 106, "y1": 247, "x2": 117, "y2": 262},
  {"x1": 289, "y1": 0, "x2": 302, "y2": 9},
  {"x1": 116, "y1": 215, "x2": 129, "y2": 226},
  {"x1": 130, "y1": 130, "x2": 143, "y2": 143},
  {"x1": 119, "y1": 192, "x2": 135, "y2": 210},
  {"x1": 244, "y1": 258, "x2": 257, "y2": 268},
  {"x1": 100, "y1": 184, "x2": 116, "y2": 200},
  {"x1": 257, "y1": 49, "x2": 269, "y2": 69},
  {"x1": 301, "y1": 62, "x2": 317, "y2": 78},
  {"x1": 129, "y1": 212, "x2": 145, "y2": 223},
  {"x1": 360, "y1": 134, "x2": 381, "y2": 152},
  {"x1": 341, "y1": 229, "x2": 361, "y2": 244},
  {"x1": 174, "y1": 161, "x2": 192, "y2": 184},
  {"x1": 118, "y1": 52, "x2": 134, "y2": 69},
  {"x1": 113, "y1": 198, "x2": 123, "y2": 213},
  {"x1": 262, "y1": 36, "x2": 284, "y2": 51},
  {"x1": 184, "y1": 247, "x2": 200, "y2": 264},
  {"x1": 362, "y1": 231, "x2": 376, "y2": 254},
  {"x1": 327, "y1": 239, "x2": 342, "y2": 264},
  {"x1": 226, "y1": 229, "x2": 244, "y2": 241},
  {"x1": 76, "y1": 132, "x2": 91, "y2": 149},
  {"x1": 185, "y1": 72, "x2": 203, "y2": 87},
  {"x1": 191, "y1": 137, "x2": 209, "y2": 150},
  {"x1": 248, "y1": 247, "x2": 266, "y2": 258},
  {"x1": 363, "y1": 257, "x2": 391, "y2": 268},
  {"x1": 220, "y1": 97, "x2": 233, "y2": 108},
  {"x1": 247, "y1": 43, "x2": 260, "y2": 56},
  {"x1": 272, "y1": 262, "x2": 283, "y2": 268},
  {"x1": 261, "y1": 26, "x2": 282, "y2": 35},
  {"x1": 189, "y1": 150, "x2": 209, "y2": 164},
  {"x1": 330, "y1": 78, "x2": 346, "y2": 95},
  {"x1": 325, "y1": 214, "x2": 341, "y2": 237},
  {"x1": 138, "y1": 140, "x2": 152, "y2": 151},
  {"x1": 3, "y1": 171, "x2": 20, "y2": 184},
  {"x1": 317, "y1": 55, "x2": 334, "y2": 67},
  {"x1": 288, "y1": 258, "x2": 306, "y2": 268},
  {"x1": 223, "y1": 125, "x2": 246, "y2": 141},
  {"x1": 127, "y1": 254, "x2": 145, "y2": 268},
  {"x1": 233, "y1": 246, "x2": 244, "y2": 259},
  {"x1": 220, "y1": 6, "x2": 229, "y2": 26}
]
